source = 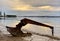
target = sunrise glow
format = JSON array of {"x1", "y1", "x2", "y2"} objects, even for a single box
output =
[{"x1": 12, "y1": 5, "x2": 33, "y2": 11}]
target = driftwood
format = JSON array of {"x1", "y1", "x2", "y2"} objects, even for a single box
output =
[
  {"x1": 17, "y1": 18, "x2": 54, "y2": 36},
  {"x1": 6, "y1": 18, "x2": 54, "y2": 37},
  {"x1": 6, "y1": 26, "x2": 32, "y2": 37}
]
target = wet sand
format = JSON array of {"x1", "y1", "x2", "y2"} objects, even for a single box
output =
[
  {"x1": 0, "y1": 31, "x2": 28, "y2": 41},
  {"x1": 0, "y1": 25, "x2": 29, "y2": 41}
]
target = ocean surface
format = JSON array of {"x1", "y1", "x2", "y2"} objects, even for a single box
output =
[
  {"x1": 5, "y1": 11, "x2": 60, "y2": 16},
  {"x1": 0, "y1": 16, "x2": 60, "y2": 41},
  {"x1": 0, "y1": 16, "x2": 60, "y2": 36}
]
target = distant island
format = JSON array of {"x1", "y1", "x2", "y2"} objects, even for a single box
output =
[
  {"x1": 6, "y1": 15, "x2": 17, "y2": 17},
  {"x1": 0, "y1": 12, "x2": 17, "y2": 17}
]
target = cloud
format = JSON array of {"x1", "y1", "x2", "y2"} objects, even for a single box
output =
[
  {"x1": 0, "y1": 0, "x2": 3, "y2": 10},
  {"x1": 12, "y1": 5, "x2": 60, "y2": 11},
  {"x1": 20, "y1": 0, "x2": 60, "y2": 7},
  {"x1": 21, "y1": 0, "x2": 50, "y2": 6},
  {"x1": 1, "y1": 0, "x2": 60, "y2": 11},
  {"x1": 9, "y1": 0, "x2": 60, "y2": 11}
]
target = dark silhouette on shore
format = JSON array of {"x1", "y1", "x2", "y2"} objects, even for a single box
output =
[{"x1": 6, "y1": 18, "x2": 54, "y2": 37}]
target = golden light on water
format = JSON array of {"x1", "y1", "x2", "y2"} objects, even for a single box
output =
[
  {"x1": 22, "y1": 24, "x2": 51, "y2": 31},
  {"x1": 7, "y1": 21, "x2": 20, "y2": 27}
]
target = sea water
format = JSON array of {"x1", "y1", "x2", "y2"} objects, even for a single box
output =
[{"x1": 0, "y1": 17, "x2": 60, "y2": 41}]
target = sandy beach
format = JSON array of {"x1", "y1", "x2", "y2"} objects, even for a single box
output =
[
  {"x1": 0, "y1": 31, "x2": 29, "y2": 41},
  {"x1": 0, "y1": 25, "x2": 60, "y2": 41},
  {"x1": 0, "y1": 25, "x2": 30, "y2": 41}
]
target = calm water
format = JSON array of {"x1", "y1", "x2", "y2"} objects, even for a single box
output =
[
  {"x1": 0, "y1": 17, "x2": 60, "y2": 36},
  {"x1": 0, "y1": 17, "x2": 60, "y2": 38}
]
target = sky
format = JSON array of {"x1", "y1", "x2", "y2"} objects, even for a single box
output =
[
  {"x1": 0, "y1": 0, "x2": 60, "y2": 16},
  {"x1": 0, "y1": 0, "x2": 60, "y2": 11}
]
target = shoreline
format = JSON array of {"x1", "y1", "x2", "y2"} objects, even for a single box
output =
[{"x1": 0, "y1": 31, "x2": 28, "y2": 41}]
